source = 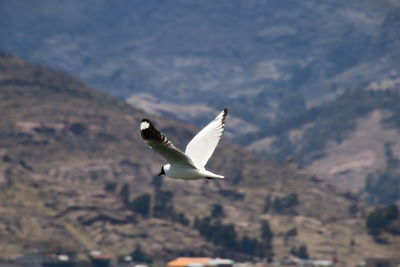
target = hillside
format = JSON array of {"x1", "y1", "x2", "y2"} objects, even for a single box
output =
[
  {"x1": 241, "y1": 87, "x2": 400, "y2": 205},
  {"x1": 1, "y1": 53, "x2": 400, "y2": 264},
  {"x1": 1, "y1": 0, "x2": 400, "y2": 140}
]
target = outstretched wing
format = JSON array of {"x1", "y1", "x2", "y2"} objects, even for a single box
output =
[
  {"x1": 140, "y1": 119, "x2": 196, "y2": 168},
  {"x1": 185, "y1": 108, "x2": 228, "y2": 168}
]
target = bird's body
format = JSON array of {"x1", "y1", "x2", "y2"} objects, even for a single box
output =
[
  {"x1": 140, "y1": 108, "x2": 228, "y2": 180},
  {"x1": 162, "y1": 164, "x2": 224, "y2": 180}
]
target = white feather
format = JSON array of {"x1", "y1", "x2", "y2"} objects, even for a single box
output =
[
  {"x1": 185, "y1": 109, "x2": 227, "y2": 168},
  {"x1": 140, "y1": 121, "x2": 150, "y2": 130}
]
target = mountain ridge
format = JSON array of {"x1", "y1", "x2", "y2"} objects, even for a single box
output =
[
  {"x1": 2, "y1": 0, "x2": 400, "y2": 131},
  {"x1": 2, "y1": 52, "x2": 399, "y2": 264},
  {"x1": 240, "y1": 87, "x2": 400, "y2": 204}
]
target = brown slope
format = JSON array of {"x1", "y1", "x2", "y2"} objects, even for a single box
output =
[{"x1": 0, "y1": 52, "x2": 398, "y2": 264}]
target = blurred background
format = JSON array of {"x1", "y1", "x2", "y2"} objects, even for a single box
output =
[{"x1": 1, "y1": 0, "x2": 400, "y2": 266}]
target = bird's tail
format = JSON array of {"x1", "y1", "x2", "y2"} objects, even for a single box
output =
[{"x1": 203, "y1": 170, "x2": 224, "y2": 179}]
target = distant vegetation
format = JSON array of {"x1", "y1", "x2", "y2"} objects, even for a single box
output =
[
  {"x1": 263, "y1": 193, "x2": 299, "y2": 214},
  {"x1": 290, "y1": 244, "x2": 309, "y2": 259},
  {"x1": 113, "y1": 183, "x2": 277, "y2": 259},
  {"x1": 113, "y1": 183, "x2": 190, "y2": 225},
  {"x1": 284, "y1": 227, "x2": 298, "y2": 241},
  {"x1": 114, "y1": 181, "x2": 277, "y2": 259},
  {"x1": 211, "y1": 204, "x2": 225, "y2": 218},
  {"x1": 238, "y1": 88, "x2": 400, "y2": 165},
  {"x1": 130, "y1": 245, "x2": 153, "y2": 263},
  {"x1": 194, "y1": 216, "x2": 274, "y2": 260},
  {"x1": 128, "y1": 194, "x2": 151, "y2": 217},
  {"x1": 366, "y1": 205, "x2": 400, "y2": 238},
  {"x1": 365, "y1": 142, "x2": 400, "y2": 205},
  {"x1": 110, "y1": 181, "x2": 277, "y2": 259}
]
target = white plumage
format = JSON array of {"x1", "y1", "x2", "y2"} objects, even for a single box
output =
[{"x1": 140, "y1": 108, "x2": 228, "y2": 180}]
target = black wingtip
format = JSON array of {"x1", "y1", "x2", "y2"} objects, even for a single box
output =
[
  {"x1": 222, "y1": 108, "x2": 228, "y2": 124},
  {"x1": 140, "y1": 118, "x2": 170, "y2": 145}
]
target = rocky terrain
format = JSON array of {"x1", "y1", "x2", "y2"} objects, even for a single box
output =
[
  {"x1": 241, "y1": 86, "x2": 400, "y2": 206},
  {"x1": 1, "y1": 53, "x2": 400, "y2": 264},
  {"x1": 2, "y1": 0, "x2": 400, "y2": 206},
  {"x1": 2, "y1": 0, "x2": 400, "y2": 125}
]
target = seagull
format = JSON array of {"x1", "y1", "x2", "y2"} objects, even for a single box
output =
[{"x1": 140, "y1": 108, "x2": 228, "y2": 180}]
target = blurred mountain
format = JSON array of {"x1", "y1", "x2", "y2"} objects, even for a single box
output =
[
  {"x1": 2, "y1": 0, "x2": 400, "y2": 199},
  {"x1": 1, "y1": 0, "x2": 400, "y2": 137},
  {"x1": 1, "y1": 53, "x2": 400, "y2": 263},
  {"x1": 241, "y1": 86, "x2": 400, "y2": 205}
]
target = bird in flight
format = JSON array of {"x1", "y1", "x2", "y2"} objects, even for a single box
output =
[{"x1": 140, "y1": 108, "x2": 228, "y2": 180}]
